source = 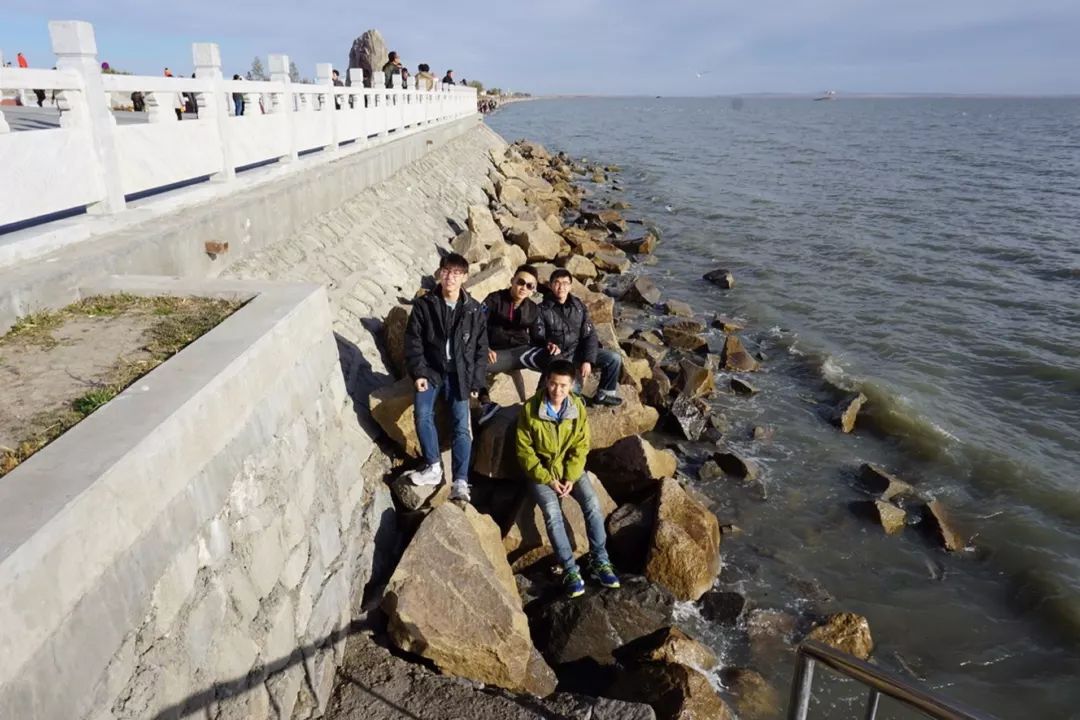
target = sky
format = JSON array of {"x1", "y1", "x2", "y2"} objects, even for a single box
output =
[{"x1": 2, "y1": 0, "x2": 1079, "y2": 95}]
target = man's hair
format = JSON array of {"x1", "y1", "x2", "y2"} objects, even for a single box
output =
[
  {"x1": 388, "y1": 51, "x2": 398, "y2": 61},
  {"x1": 514, "y1": 264, "x2": 539, "y2": 280},
  {"x1": 549, "y1": 268, "x2": 572, "y2": 284},
  {"x1": 439, "y1": 253, "x2": 469, "y2": 272},
  {"x1": 418, "y1": 63, "x2": 430, "y2": 72},
  {"x1": 547, "y1": 359, "x2": 575, "y2": 380},
  {"x1": 332, "y1": 69, "x2": 339, "y2": 76}
]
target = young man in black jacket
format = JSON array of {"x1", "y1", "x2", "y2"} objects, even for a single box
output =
[
  {"x1": 536, "y1": 269, "x2": 623, "y2": 407},
  {"x1": 403, "y1": 253, "x2": 489, "y2": 502}
]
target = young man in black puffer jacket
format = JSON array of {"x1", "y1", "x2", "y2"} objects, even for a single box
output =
[{"x1": 403, "y1": 252, "x2": 489, "y2": 503}]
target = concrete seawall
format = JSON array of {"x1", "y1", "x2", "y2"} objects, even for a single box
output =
[{"x1": 0, "y1": 121, "x2": 509, "y2": 719}]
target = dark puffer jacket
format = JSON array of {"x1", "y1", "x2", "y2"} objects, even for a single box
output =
[
  {"x1": 535, "y1": 294, "x2": 599, "y2": 365},
  {"x1": 483, "y1": 289, "x2": 543, "y2": 350},
  {"x1": 405, "y1": 288, "x2": 488, "y2": 391}
]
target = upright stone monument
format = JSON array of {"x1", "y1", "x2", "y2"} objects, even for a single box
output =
[{"x1": 347, "y1": 29, "x2": 388, "y2": 88}]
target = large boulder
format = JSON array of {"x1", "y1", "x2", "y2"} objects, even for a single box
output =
[
  {"x1": 662, "y1": 326, "x2": 707, "y2": 353},
  {"x1": 487, "y1": 369, "x2": 542, "y2": 407},
  {"x1": 489, "y1": 239, "x2": 529, "y2": 269},
  {"x1": 703, "y1": 268, "x2": 735, "y2": 289},
  {"x1": 613, "y1": 627, "x2": 717, "y2": 670},
  {"x1": 468, "y1": 204, "x2": 504, "y2": 247},
  {"x1": 452, "y1": 229, "x2": 491, "y2": 264},
  {"x1": 508, "y1": 220, "x2": 562, "y2": 261},
  {"x1": 588, "y1": 435, "x2": 677, "y2": 503},
  {"x1": 588, "y1": 385, "x2": 660, "y2": 450},
  {"x1": 472, "y1": 405, "x2": 523, "y2": 480},
  {"x1": 668, "y1": 395, "x2": 708, "y2": 441},
  {"x1": 920, "y1": 499, "x2": 965, "y2": 551},
  {"x1": 805, "y1": 612, "x2": 874, "y2": 660},
  {"x1": 575, "y1": 280, "x2": 615, "y2": 324},
  {"x1": 382, "y1": 304, "x2": 411, "y2": 378},
  {"x1": 503, "y1": 472, "x2": 617, "y2": 571},
  {"x1": 464, "y1": 256, "x2": 513, "y2": 302},
  {"x1": 642, "y1": 367, "x2": 673, "y2": 409},
  {"x1": 699, "y1": 590, "x2": 747, "y2": 625},
  {"x1": 615, "y1": 230, "x2": 658, "y2": 255},
  {"x1": 593, "y1": 250, "x2": 631, "y2": 274},
  {"x1": 370, "y1": 377, "x2": 450, "y2": 457},
  {"x1": 382, "y1": 504, "x2": 555, "y2": 695},
  {"x1": 528, "y1": 576, "x2": 675, "y2": 667},
  {"x1": 347, "y1": 30, "x2": 387, "y2": 87},
  {"x1": 623, "y1": 338, "x2": 668, "y2": 367},
  {"x1": 721, "y1": 334, "x2": 760, "y2": 372},
  {"x1": 606, "y1": 502, "x2": 655, "y2": 573},
  {"x1": 858, "y1": 463, "x2": 917, "y2": 501},
  {"x1": 621, "y1": 356, "x2": 653, "y2": 390},
  {"x1": 564, "y1": 253, "x2": 598, "y2": 281},
  {"x1": 721, "y1": 668, "x2": 782, "y2": 720},
  {"x1": 644, "y1": 479, "x2": 721, "y2": 601},
  {"x1": 622, "y1": 276, "x2": 661, "y2": 306},
  {"x1": 609, "y1": 662, "x2": 734, "y2": 720},
  {"x1": 714, "y1": 451, "x2": 759, "y2": 480},
  {"x1": 851, "y1": 499, "x2": 907, "y2": 535},
  {"x1": 675, "y1": 358, "x2": 715, "y2": 400}
]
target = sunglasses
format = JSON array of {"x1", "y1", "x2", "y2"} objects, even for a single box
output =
[{"x1": 513, "y1": 278, "x2": 537, "y2": 291}]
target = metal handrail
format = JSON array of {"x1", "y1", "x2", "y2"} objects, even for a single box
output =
[{"x1": 787, "y1": 640, "x2": 996, "y2": 720}]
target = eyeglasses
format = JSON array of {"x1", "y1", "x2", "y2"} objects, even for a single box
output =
[
  {"x1": 440, "y1": 268, "x2": 467, "y2": 277},
  {"x1": 513, "y1": 278, "x2": 536, "y2": 290}
]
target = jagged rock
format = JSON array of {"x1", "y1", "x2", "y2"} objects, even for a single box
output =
[
  {"x1": 616, "y1": 230, "x2": 658, "y2": 255},
  {"x1": 621, "y1": 356, "x2": 653, "y2": 390},
  {"x1": 664, "y1": 317, "x2": 708, "y2": 334},
  {"x1": 614, "y1": 627, "x2": 717, "y2": 670},
  {"x1": 577, "y1": 209, "x2": 626, "y2": 233},
  {"x1": 708, "y1": 412, "x2": 730, "y2": 434},
  {"x1": 487, "y1": 370, "x2": 542, "y2": 407},
  {"x1": 540, "y1": 694, "x2": 657, "y2": 720},
  {"x1": 530, "y1": 262, "x2": 557, "y2": 285},
  {"x1": 721, "y1": 668, "x2": 781, "y2": 720},
  {"x1": 921, "y1": 499, "x2": 965, "y2": 551},
  {"x1": 663, "y1": 299, "x2": 693, "y2": 317},
  {"x1": 508, "y1": 220, "x2": 562, "y2": 261},
  {"x1": 503, "y1": 472, "x2": 617, "y2": 571},
  {"x1": 389, "y1": 468, "x2": 450, "y2": 512},
  {"x1": 645, "y1": 479, "x2": 721, "y2": 601},
  {"x1": 382, "y1": 304, "x2": 411, "y2": 378},
  {"x1": 746, "y1": 609, "x2": 797, "y2": 666},
  {"x1": 347, "y1": 30, "x2": 388, "y2": 87},
  {"x1": 637, "y1": 329, "x2": 663, "y2": 345},
  {"x1": 703, "y1": 268, "x2": 735, "y2": 289},
  {"x1": 858, "y1": 463, "x2": 916, "y2": 501},
  {"x1": 751, "y1": 425, "x2": 774, "y2": 441},
  {"x1": 514, "y1": 139, "x2": 551, "y2": 160},
  {"x1": 595, "y1": 322, "x2": 620, "y2": 351},
  {"x1": 575, "y1": 281, "x2": 615, "y2": 324},
  {"x1": 712, "y1": 314, "x2": 745, "y2": 332},
  {"x1": 642, "y1": 368, "x2": 673, "y2": 409},
  {"x1": 611, "y1": 200, "x2": 632, "y2": 210},
  {"x1": 721, "y1": 335, "x2": 760, "y2": 372},
  {"x1": 370, "y1": 378, "x2": 446, "y2": 457},
  {"x1": 835, "y1": 392, "x2": 868, "y2": 433},
  {"x1": 593, "y1": 250, "x2": 631, "y2": 274},
  {"x1": 606, "y1": 502, "x2": 654, "y2": 573},
  {"x1": 452, "y1": 229, "x2": 491, "y2": 264},
  {"x1": 564, "y1": 253, "x2": 598, "y2": 281},
  {"x1": 544, "y1": 213, "x2": 563, "y2": 233},
  {"x1": 472, "y1": 405, "x2": 522, "y2": 479},
  {"x1": 382, "y1": 504, "x2": 554, "y2": 694},
  {"x1": 662, "y1": 327, "x2": 707, "y2": 352},
  {"x1": 806, "y1": 612, "x2": 874, "y2": 660},
  {"x1": 731, "y1": 377, "x2": 759, "y2": 396},
  {"x1": 700, "y1": 590, "x2": 746, "y2": 624},
  {"x1": 609, "y1": 661, "x2": 734, "y2": 720},
  {"x1": 851, "y1": 500, "x2": 907, "y2": 535},
  {"x1": 697, "y1": 460, "x2": 724, "y2": 483},
  {"x1": 468, "y1": 204, "x2": 503, "y2": 247},
  {"x1": 465, "y1": 256, "x2": 514, "y2": 302},
  {"x1": 714, "y1": 451, "x2": 759, "y2": 480},
  {"x1": 499, "y1": 181, "x2": 530, "y2": 215},
  {"x1": 623, "y1": 338, "x2": 668, "y2": 367},
  {"x1": 668, "y1": 395, "x2": 708, "y2": 441},
  {"x1": 589, "y1": 435, "x2": 677, "y2": 503},
  {"x1": 528, "y1": 576, "x2": 675, "y2": 666},
  {"x1": 588, "y1": 385, "x2": 659, "y2": 450},
  {"x1": 561, "y1": 227, "x2": 602, "y2": 256},
  {"x1": 622, "y1": 276, "x2": 662, "y2": 306},
  {"x1": 488, "y1": 240, "x2": 528, "y2": 269},
  {"x1": 675, "y1": 358, "x2": 715, "y2": 400}
]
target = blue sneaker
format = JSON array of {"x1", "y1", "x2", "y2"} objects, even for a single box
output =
[
  {"x1": 563, "y1": 568, "x2": 586, "y2": 598},
  {"x1": 590, "y1": 559, "x2": 621, "y2": 589}
]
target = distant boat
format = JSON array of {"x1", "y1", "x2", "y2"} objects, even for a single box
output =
[{"x1": 813, "y1": 90, "x2": 837, "y2": 101}]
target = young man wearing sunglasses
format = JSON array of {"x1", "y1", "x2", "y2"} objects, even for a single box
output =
[
  {"x1": 403, "y1": 253, "x2": 489, "y2": 503},
  {"x1": 476, "y1": 264, "x2": 550, "y2": 424}
]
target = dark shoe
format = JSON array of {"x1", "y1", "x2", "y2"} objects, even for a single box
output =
[
  {"x1": 563, "y1": 569, "x2": 586, "y2": 598},
  {"x1": 590, "y1": 559, "x2": 621, "y2": 589},
  {"x1": 592, "y1": 393, "x2": 624, "y2": 407}
]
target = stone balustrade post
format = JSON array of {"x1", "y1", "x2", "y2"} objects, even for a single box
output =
[
  {"x1": 315, "y1": 62, "x2": 339, "y2": 151},
  {"x1": 49, "y1": 20, "x2": 126, "y2": 214},
  {"x1": 267, "y1": 53, "x2": 298, "y2": 162},
  {"x1": 0, "y1": 53, "x2": 10, "y2": 133},
  {"x1": 193, "y1": 42, "x2": 235, "y2": 183},
  {"x1": 348, "y1": 68, "x2": 364, "y2": 109}
]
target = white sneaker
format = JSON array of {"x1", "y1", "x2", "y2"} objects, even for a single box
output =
[
  {"x1": 450, "y1": 479, "x2": 471, "y2": 503},
  {"x1": 408, "y1": 463, "x2": 443, "y2": 487}
]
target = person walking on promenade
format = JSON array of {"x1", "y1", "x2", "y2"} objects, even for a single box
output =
[
  {"x1": 231, "y1": 74, "x2": 244, "y2": 115},
  {"x1": 16, "y1": 52, "x2": 28, "y2": 68},
  {"x1": 331, "y1": 69, "x2": 343, "y2": 109},
  {"x1": 416, "y1": 63, "x2": 436, "y2": 91},
  {"x1": 403, "y1": 253, "x2": 489, "y2": 503},
  {"x1": 536, "y1": 269, "x2": 623, "y2": 407},
  {"x1": 382, "y1": 51, "x2": 402, "y2": 89},
  {"x1": 441, "y1": 69, "x2": 455, "y2": 85},
  {"x1": 164, "y1": 67, "x2": 182, "y2": 120},
  {"x1": 515, "y1": 359, "x2": 621, "y2": 598}
]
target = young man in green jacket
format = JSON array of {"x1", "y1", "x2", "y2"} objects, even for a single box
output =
[{"x1": 515, "y1": 359, "x2": 620, "y2": 597}]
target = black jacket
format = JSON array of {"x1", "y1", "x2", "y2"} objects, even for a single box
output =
[
  {"x1": 405, "y1": 288, "x2": 488, "y2": 391},
  {"x1": 536, "y1": 294, "x2": 599, "y2": 365},
  {"x1": 483, "y1": 289, "x2": 543, "y2": 351}
]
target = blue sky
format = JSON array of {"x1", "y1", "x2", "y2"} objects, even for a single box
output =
[{"x1": 2, "y1": 0, "x2": 1078, "y2": 95}]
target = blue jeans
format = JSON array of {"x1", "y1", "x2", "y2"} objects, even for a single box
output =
[
  {"x1": 593, "y1": 348, "x2": 622, "y2": 394},
  {"x1": 233, "y1": 97, "x2": 244, "y2": 116},
  {"x1": 414, "y1": 374, "x2": 471, "y2": 481},
  {"x1": 529, "y1": 472, "x2": 611, "y2": 573}
]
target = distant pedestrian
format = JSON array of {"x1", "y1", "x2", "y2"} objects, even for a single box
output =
[
  {"x1": 442, "y1": 69, "x2": 454, "y2": 85},
  {"x1": 16, "y1": 52, "x2": 27, "y2": 69},
  {"x1": 382, "y1": 51, "x2": 402, "y2": 89},
  {"x1": 331, "y1": 69, "x2": 343, "y2": 109},
  {"x1": 164, "y1": 68, "x2": 182, "y2": 120},
  {"x1": 232, "y1": 74, "x2": 244, "y2": 115},
  {"x1": 416, "y1": 63, "x2": 436, "y2": 91}
]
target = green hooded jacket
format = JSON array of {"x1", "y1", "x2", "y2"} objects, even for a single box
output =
[{"x1": 515, "y1": 391, "x2": 590, "y2": 485}]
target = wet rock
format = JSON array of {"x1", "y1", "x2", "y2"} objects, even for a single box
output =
[
  {"x1": 528, "y1": 576, "x2": 675, "y2": 666},
  {"x1": 564, "y1": 253, "x2": 598, "y2": 281},
  {"x1": 746, "y1": 609, "x2": 798, "y2": 666},
  {"x1": 611, "y1": 200, "x2": 632, "y2": 210},
  {"x1": 699, "y1": 590, "x2": 746, "y2": 625},
  {"x1": 714, "y1": 451, "x2": 759, "y2": 480},
  {"x1": 662, "y1": 327, "x2": 707, "y2": 352},
  {"x1": 382, "y1": 304, "x2": 411, "y2": 378},
  {"x1": 663, "y1": 299, "x2": 694, "y2": 317},
  {"x1": 708, "y1": 412, "x2": 730, "y2": 434},
  {"x1": 721, "y1": 668, "x2": 781, "y2": 720},
  {"x1": 712, "y1": 314, "x2": 745, "y2": 333},
  {"x1": 623, "y1": 338, "x2": 668, "y2": 368},
  {"x1": 703, "y1": 268, "x2": 736, "y2": 289},
  {"x1": 751, "y1": 425, "x2": 774, "y2": 441},
  {"x1": 642, "y1": 367, "x2": 673, "y2": 409},
  {"x1": 382, "y1": 504, "x2": 552, "y2": 694},
  {"x1": 615, "y1": 231, "x2": 659, "y2": 255},
  {"x1": 858, "y1": 463, "x2": 917, "y2": 501},
  {"x1": 645, "y1": 478, "x2": 722, "y2": 601},
  {"x1": 503, "y1": 472, "x2": 617, "y2": 571},
  {"x1": 472, "y1": 405, "x2": 522, "y2": 479},
  {"x1": 675, "y1": 358, "x2": 715, "y2": 400},
  {"x1": 668, "y1": 395, "x2": 709, "y2": 441},
  {"x1": 721, "y1": 334, "x2": 760, "y2": 372},
  {"x1": 697, "y1": 460, "x2": 725, "y2": 483},
  {"x1": 614, "y1": 627, "x2": 717, "y2": 670},
  {"x1": 851, "y1": 500, "x2": 907, "y2": 535},
  {"x1": 920, "y1": 499, "x2": 966, "y2": 551},
  {"x1": 609, "y1": 662, "x2": 735, "y2": 720},
  {"x1": 588, "y1": 385, "x2": 660, "y2": 450},
  {"x1": 508, "y1": 219, "x2": 563, "y2": 261},
  {"x1": 731, "y1": 377, "x2": 759, "y2": 396},
  {"x1": 593, "y1": 250, "x2": 632, "y2": 274},
  {"x1": 589, "y1": 435, "x2": 677, "y2": 503},
  {"x1": 806, "y1": 612, "x2": 874, "y2": 660},
  {"x1": 622, "y1": 276, "x2": 662, "y2": 306},
  {"x1": 606, "y1": 502, "x2": 655, "y2": 573},
  {"x1": 835, "y1": 392, "x2": 868, "y2": 433},
  {"x1": 664, "y1": 317, "x2": 708, "y2": 334}
]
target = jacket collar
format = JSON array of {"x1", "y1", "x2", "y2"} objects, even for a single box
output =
[{"x1": 536, "y1": 393, "x2": 581, "y2": 422}]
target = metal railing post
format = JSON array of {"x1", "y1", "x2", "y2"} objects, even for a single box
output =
[
  {"x1": 864, "y1": 688, "x2": 881, "y2": 720},
  {"x1": 787, "y1": 654, "x2": 816, "y2": 720}
]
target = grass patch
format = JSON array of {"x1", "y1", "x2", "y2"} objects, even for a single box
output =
[{"x1": 0, "y1": 294, "x2": 242, "y2": 478}]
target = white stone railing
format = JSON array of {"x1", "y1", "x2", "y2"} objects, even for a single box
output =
[{"x1": 0, "y1": 21, "x2": 478, "y2": 230}]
